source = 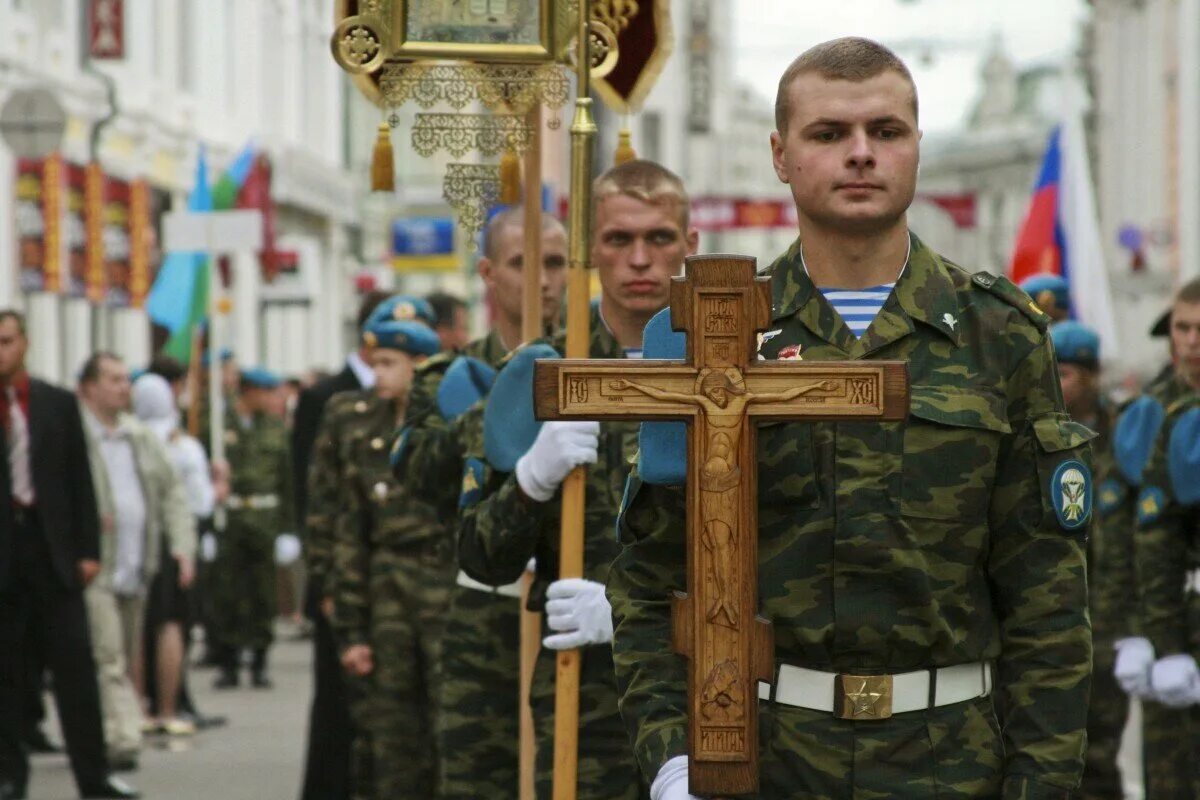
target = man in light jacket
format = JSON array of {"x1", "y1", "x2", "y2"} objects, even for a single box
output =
[{"x1": 77, "y1": 353, "x2": 196, "y2": 771}]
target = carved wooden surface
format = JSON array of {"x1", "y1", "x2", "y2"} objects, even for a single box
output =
[{"x1": 532, "y1": 255, "x2": 910, "y2": 796}]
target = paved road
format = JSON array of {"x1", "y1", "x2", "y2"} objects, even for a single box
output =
[{"x1": 29, "y1": 631, "x2": 313, "y2": 800}]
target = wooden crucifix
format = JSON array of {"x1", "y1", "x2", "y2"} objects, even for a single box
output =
[{"x1": 533, "y1": 255, "x2": 909, "y2": 796}]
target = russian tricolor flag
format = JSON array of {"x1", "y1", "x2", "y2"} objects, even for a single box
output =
[{"x1": 1008, "y1": 102, "x2": 1118, "y2": 359}]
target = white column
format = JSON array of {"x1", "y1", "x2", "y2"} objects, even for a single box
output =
[
  {"x1": 61, "y1": 297, "x2": 94, "y2": 380},
  {"x1": 1178, "y1": 0, "x2": 1200, "y2": 280},
  {"x1": 0, "y1": 148, "x2": 14, "y2": 309},
  {"x1": 231, "y1": 251, "x2": 261, "y2": 366},
  {"x1": 111, "y1": 307, "x2": 150, "y2": 368},
  {"x1": 25, "y1": 293, "x2": 63, "y2": 383},
  {"x1": 262, "y1": 302, "x2": 285, "y2": 372}
]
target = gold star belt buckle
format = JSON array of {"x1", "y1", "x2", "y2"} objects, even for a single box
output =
[{"x1": 834, "y1": 673, "x2": 893, "y2": 720}]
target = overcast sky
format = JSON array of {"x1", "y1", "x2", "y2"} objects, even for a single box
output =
[{"x1": 732, "y1": 0, "x2": 1090, "y2": 134}]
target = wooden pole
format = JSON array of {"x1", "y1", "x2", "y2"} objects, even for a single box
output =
[
  {"x1": 552, "y1": 4, "x2": 594, "y2": 798},
  {"x1": 187, "y1": 326, "x2": 203, "y2": 437},
  {"x1": 518, "y1": 103, "x2": 544, "y2": 800}
]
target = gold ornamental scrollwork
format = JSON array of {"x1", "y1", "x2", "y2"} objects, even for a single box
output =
[
  {"x1": 331, "y1": 16, "x2": 388, "y2": 75},
  {"x1": 442, "y1": 163, "x2": 500, "y2": 241},
  {"x1": 593, "y1": 0, "x2": 639, "y2": 36},
  {"x1": 380, "y1": 62, "x2": 570, "y2": 113},
  {"x1": 412, "y1": 114, "x2": 533, "y2": 158}
]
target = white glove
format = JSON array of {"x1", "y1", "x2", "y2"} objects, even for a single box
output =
[
  {"x1": 515, "y1": 421, "x2": 599, "y2": 502},
  {"x1": 275, "y1": 533, "x2": 302, "y2": 566},
  {"x1": 542, "y1": 578, "x2": 613, "y2": 650},
  {"x1": 650, "y1": 756, "x2": 700, "y2": 800},
  {"x1": 1150, "y1": 654, "x2": 1200, "y2": 708},
  {"x1": 1113, "y1": 637, "x2": 1156, "y2": 697},
  {"x1": 200, "y1": 532, "x2": 218, "y2": 563}
]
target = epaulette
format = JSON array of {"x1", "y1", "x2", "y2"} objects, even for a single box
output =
[
  {"x1": 415, "y1": 351, "x2": 455, "y2": 376},
  {"x1": 971, "y1": 271, "x2": 1051, "y2": 332},
  {"x1": 1166, "y1": 393, "x2": 1200, "y2": 417},
  {"x1": 1113, "y1": 395, "x2": 1167, "y2": 485}
]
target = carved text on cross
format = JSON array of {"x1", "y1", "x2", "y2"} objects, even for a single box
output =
[{"x1": 533, "y1": 255, "x2": 909, "y2": 796}]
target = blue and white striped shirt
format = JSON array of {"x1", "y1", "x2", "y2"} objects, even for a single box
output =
[{"x1": 820, "y1": 285, "x2": 896, "y2": 337}]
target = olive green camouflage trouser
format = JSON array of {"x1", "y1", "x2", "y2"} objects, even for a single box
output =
[
  {"x1": 355, "y1": 546, "x2": 452, "y2": 800},
  {"x1": 1079, "y1": 640, "x2": 1125, "y2": 799},
  {"x1": 438, "y1": 583, "x2": 522, "y2": 800},
  {"x1": 208, "y1": 526, "x2": 276, "y2": 651},
  {"x1": 532, "y1": 644, "x2": 646, "y2": 800},
  {"x1": 1141, "y1": 701, "x2": 1195, "y2": 800}
]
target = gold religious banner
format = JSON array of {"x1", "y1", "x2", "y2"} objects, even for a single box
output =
[
  {"x1": 587, "y1": 0, "x2": 673, "y2": 114},
  {"x1": 533, "y1": 255, "x2": 910, "y2": 796},
  {"x1": 411, "y1": 112, "x2": 533, "y2": 157},
  {"x1": 442, "y1": 162, "x2": 500, "y2": 238}
]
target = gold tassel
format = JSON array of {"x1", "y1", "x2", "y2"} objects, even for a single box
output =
[
  {"x1": 499, "y1": 148, "x2": 521, "y2": 205},
  {"x1": 370, "y1": 122, "x2": 394, "y2": 193},
  {"x1": 614, "y1": 127, "x2": 636, "y2": 165}
]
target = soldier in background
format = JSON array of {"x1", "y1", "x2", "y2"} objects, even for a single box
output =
[
  {"x1": 393, "y1": 206, "x2": 568, "y2": 799},
  {"x1": 210, "y1": 368, "x2": 293, "y2": 690},
  {"x1": 316, "y1": 296, "x2": 449, "y2": 799},
  {"x1": 1019, "y1": 273, "x2": 1072, "y2": 324}
]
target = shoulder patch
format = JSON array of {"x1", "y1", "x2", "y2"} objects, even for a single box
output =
[
  {"x1": 1113, "y1": 395, "x2": 1167, "y2": 485},
  {"x1": 972, "y1": 271, "x2": 1050, "y2": 331},
  {"x1": 1137, "y1": 486, "x2": 1167, "y2": 527},
  {"x1": 459, "y1": 457, "x2": 485, "y2": 509},
  {"x1": 1096, "y1": 476, "x2": 1127, "y2": 516},
  {"x1": 1167, "y1": 407, "x2": 1200, "y2": 505},
  {"x1": 1051, "y1": 459, "x2": 1093, "y2": 530}
]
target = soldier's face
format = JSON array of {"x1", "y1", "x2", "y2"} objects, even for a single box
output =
[
  {"x1": 593, "y1": 194, "x2": 698, "y2": 319},
  {"x1": 0, "y1": 318, "x2": 28, "y2": 380},
  {"x1": 771, "y1": 71, "x2": 920, "y2": 235},
  {"x1": 1171, "y1": 300, "x2": 1200, "y2": 387},
  {"x1": 1057, "y1": 363, "x2": 1097, "y2": 413},
  {"x1": 370, "y1": 348, "x2": 417, "y2": 400},
  {"x1": 478, "y1": 222, "x2": 568, "y2": 335}
]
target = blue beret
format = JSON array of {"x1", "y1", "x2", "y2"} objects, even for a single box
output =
[
  {"x1": 362, "y1": 318, "x2": 441, "y2": 357},
  {"x1": 637, "y1": 307, "x2": 687, "y2": 486},
  {"x1": 483, "y1": 343, "x2": 559, "y2": 472},
  {"x1": 1020, "y1": 274, "x2": 1071, "y2": 316},
  {"x1": 201, "y1": 348, "x2": 234, "y2": 367},
  {"x1": 365, "y1": 294, "x2": 437, "y2": 330},
  {"x1": 1051, "y1": 321, "x2": 1100, "y2": 368},
  {"x1": 241, "y1": 366, "x2": 282, "y2": 389},
  {"x1": 436, "y1": 356, "x2": 497, "y2": 422},
  {"x1": 1168, "y1": 407, "x2": 1200, "y2": 505},
  {"x1": 1113, "y1": 395, "x2": 1166, "y2": 485}
]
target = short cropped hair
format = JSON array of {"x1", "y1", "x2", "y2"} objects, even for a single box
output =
[
  {"x1": 356, "y1": 290, "x2": 391, "y2": 331},
  {"x1": 78, "y1": 351, "x2": 123, "y2": 385},
  {"x1": 775, "y1": 37, "x2": 918, "y2": 135},
  {"x1": 147, "y1": 355, "x2": 186, "y2": 384},
  {"x1": 426, "y1": 291, "x2": 467, "y2": 327},
  {"x1": 593, "y1": 159, "x2": 690, "y2": 227},
  {"x1": 0, "y1": 309, "x2": 26, "y2": 335},
  {"x1": 1176, "y1": 277, "x2": 1200, "y2": 305},
  {"x1": 481, "y1": 206, "x2": 567, "y2": 262}
]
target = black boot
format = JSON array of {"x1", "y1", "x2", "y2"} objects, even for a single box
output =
[
  {"x1": 212, "y1": 647, "x2": 239, "y2": 689},
  {"x1": 250, "y1": 648, "x2": 271, "y2": 689}
]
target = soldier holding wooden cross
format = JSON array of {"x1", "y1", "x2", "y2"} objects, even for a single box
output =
[{"x1": 605, "y1": 38, "x2": 1095, "y2": 799}]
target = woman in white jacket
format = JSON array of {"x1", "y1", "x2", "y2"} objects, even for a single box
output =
[{"x1": 132, "y1": 373, "x2": 214, "y2": 735}]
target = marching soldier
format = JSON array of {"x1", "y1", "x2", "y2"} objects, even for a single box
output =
[
  {"x1": 1127, "y1": 279, "x2": 1200, "y2": 798},
  {"x1": 392, "y1": 207, "x2": 568, "y2": 799},
  {"x1": 457, "y1": 160, "x2": 699, "y2": 799},
  {"x1": 315, "y1": 296, "x2": 450, "y2": 799},
  {"x1": 610, "y1": 39, "x2": 1093, "y2": 798},
  {"x1": 211, "y1": 367, "x2": 294, "y2": 689}
]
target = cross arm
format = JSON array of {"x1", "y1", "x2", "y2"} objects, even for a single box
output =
[{"x1": 534, "y1": 360, "x2": 701, "y2": 421}]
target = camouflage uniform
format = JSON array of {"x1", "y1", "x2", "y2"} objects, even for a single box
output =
[
  {"x1": 611, "y1": 235, "x2": 1094, "y2": 799},
  {"x1": 458, "y1": 309, "x2": 646, "y2": 800},
  {"x1": 1089, "y1": 372, "x2": 1192, "y2": 800},
  {"x1": 393, "y1": 330, "x2": 526, "y2": 800},
  {"x1": 210, "y1": 409, "x2": 293, "y2": 674},
  {"x1": 323, "y1": 389, "x2": 456, "y2": 800},
  {"x1": 1132, "y1": 387, "x2": 1200, "y2": 799}
]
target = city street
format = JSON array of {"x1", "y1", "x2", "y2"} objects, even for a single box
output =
[{"x1": 29, "y1": 630, "x2": 312, "y2": 800}]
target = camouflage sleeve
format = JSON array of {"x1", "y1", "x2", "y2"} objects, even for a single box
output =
[
  {"x1": 607, "y1": 470, "x2": 689, "y2": 783},
  {"x1": 393, "y1": 373, "x2": 462, "y2": 518},
  {"x1": 1134, "y1": 434, "x2": 1188, "y2": 656},
  {"x1": 278, "y1": 428, "x2": 296, "y2": 534},
  {"x1": 304, "y1": 406, "x2": 342, "y2": 598},
  {"x1": 457, "y1": 465, "x2": 551, "y2": 586},
  {"x1": 331, "y1": 464, "x2": 371, "y2": 649},
  {"x1": 986, "y1": 334, "x2": 1093, "y2": 799},
  {"x1": 1092, "y1": 496, "x2": 1139, "y2": 639}
]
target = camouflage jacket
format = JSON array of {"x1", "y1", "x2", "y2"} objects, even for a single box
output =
[
  {"x1": 1091, "y1": 373, "x2": 1188, "y2": 641},
  {"x1": 224, "y1": 409, "x2": 294, "y2": 535},
  {"x1": 610, "y1": 234, "x2": 1095, "y2": 796},
  {"x1": 1133, "y1": 388, "x2": 1200, "y2": 657},
  {"x1": 457, "y1": 308, "x2": 640, "y2": 611},
  {"x1": 393, "y1": 329, "x2": 509, "y2": 520},
  {"x1": 321, "y1": 389, "x2": 452, "y2": 647}
]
